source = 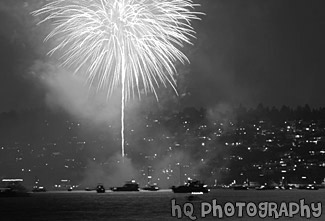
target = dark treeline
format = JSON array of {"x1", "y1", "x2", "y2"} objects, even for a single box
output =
[
  {"x1": 2, "y1": 104, "x2": 325, "y2": 125},
  {"x1": 173, "y1": 104, "x2": 325, "y2": 128},
  {"x1": 235, "y1": 104, "x2": 325, "y2": 124}
]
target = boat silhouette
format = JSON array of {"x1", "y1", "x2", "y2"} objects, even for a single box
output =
[
  {"x1": 0, "y1": 179, "x2": 30, "y2": 197},
  {"x1": 172, "y1": 180, "x2": 209, "y2": 193},
  {"x1": 96, "y1": 184, "x2": 106, "y2": 193},
  {"x1": 111, "y1": 180, "x2": 139, "y2": 192},
  {"x1": 142, "y1": 183, "x2": 160, "y2": 191}
]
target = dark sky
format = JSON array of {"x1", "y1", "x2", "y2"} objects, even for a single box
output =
[{"x1": 1, "y1": 0, "x2": 325, "y2": 113}]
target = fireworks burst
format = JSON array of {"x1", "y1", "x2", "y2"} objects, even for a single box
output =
[{"x1": 32, "y1": 0, "x2": 202, "y2": 157}]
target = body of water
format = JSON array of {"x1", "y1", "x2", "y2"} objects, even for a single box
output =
[{"x1": 0, "y1": 189, "x2": 324, "y2": 220}]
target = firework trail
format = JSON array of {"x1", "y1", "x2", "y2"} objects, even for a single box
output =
[{"x1": 32, "y1": 0, "x2": 202, "y2": 157}]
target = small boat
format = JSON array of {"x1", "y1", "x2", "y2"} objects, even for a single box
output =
[
  {"x1": 172, "y1": 180, "x2": 209, "y2": 193},
  {"x1": 298, "y1": 184, "x2": 319, "y2": 190},
  {"x1": 111, "y1": 180, "x2": 139, "y2": 192},
  {"x1": 141, "y1": 166, "x2": 159, "y2": 191},
  {"x1": 96, "y1": 184, "x2": 106, "y2": 193},
  {"x1": 32, "y1": 177, "x2": 46, "y2": 192},
  {"x1": 256, "y1": 185, "x2": 276, "y2": 190},
  {"x1": 85, "y1": 187, "x2": 93, "y2": 191},
  {"x1": 142, "y1": 183, "x2": 160, "y2": 191},
  {"x1": 32, "y1": 186, "x2": 47, "y2": 192},
  {"x1": 67, "y1": 186, "x2": 73, "y2": 191},
  {"x1": 0, "y1": 179, "x2": 30, "y2": 197}
]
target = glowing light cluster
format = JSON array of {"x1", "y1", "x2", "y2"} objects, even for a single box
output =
[
  {"x1": 32, "y1": 0, "x2": 202, "y2": 157},
  {"x1": 32, "y1": 0, "x2": 202, "y2": 100}
]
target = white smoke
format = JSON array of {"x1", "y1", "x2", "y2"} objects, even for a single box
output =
[{"x1": 30, "y1": 60, "x2": 122, "y2": 125}]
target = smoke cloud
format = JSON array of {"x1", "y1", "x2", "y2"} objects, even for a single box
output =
[
  {"x1": 30, "y1": 60, "x2": 122, "y2": 125},
  {"x1": 29, "y1": 59, "x2": 144, "y2": 187},
  {"x1": 80, "y1": 154, "x2": 139, "y2": 188}
]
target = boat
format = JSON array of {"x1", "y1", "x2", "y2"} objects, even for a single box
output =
[
  {"x1": 298, "y1": 184, "x2": 319, "y2": 190},
  {"x1": 172, "y1": 180, "x2": 209, "y2": 193},
  {"x1": 256, "y1": 185, "x2": 276, "y2": 190},
  {"x1": 32, "y1": 177, "x2": 46, "y2": 192},
  {"x1": 96, "y1": 184, "x2": 105, "y2": 193},
  {"x1": 111, "y1": 180, "x2": 139, "y2": 191},
  {"x1": 67, "y1": 186, "x2": 73, "y2": 191},
  {"x1": 32, "y1": 186, "x2": 47, "y2": 192},
  {"x1": 142, "y1": 183, "x2": 160, "y2": 191},
  {"x1": 85, "y1": 187, "x2": 93, "y2": 191},
  {"x1": 141, "y1": 166, "x2": 159, "y2": 191},
  {"x1": 0, "y1": 178, "x2": 30, "y2": 197}
]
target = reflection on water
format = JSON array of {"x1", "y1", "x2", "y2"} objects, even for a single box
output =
[{"x1": 0, "y1": 189, "x2": 324, "y2": 220}]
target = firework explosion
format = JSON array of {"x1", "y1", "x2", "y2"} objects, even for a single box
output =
[{"x1": 32, "y1": 0, "x2": 202, "y2": 157}]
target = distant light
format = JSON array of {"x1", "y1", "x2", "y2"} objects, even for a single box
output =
[
  {"x1": 191, "y1": 192, "x2": 203, "y2": 195},
  {"x1": 2, "y1": 179, "x2": 23, "y2": 182},
  {"x1": 319, "y1": 163, "x2": 325, "y2": 167}
]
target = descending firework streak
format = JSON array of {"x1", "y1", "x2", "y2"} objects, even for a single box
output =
[{"x1": 32, "y1": 0, "x2": 202, "y2": 157}]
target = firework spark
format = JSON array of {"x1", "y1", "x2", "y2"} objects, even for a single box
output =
[{"x1": 32, "y1": 0, "x2": 202, "y2": 157}]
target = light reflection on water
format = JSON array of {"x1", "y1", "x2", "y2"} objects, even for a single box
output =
[{"x1": 0, "y1": 189, "x2": 324, "y2": 220}]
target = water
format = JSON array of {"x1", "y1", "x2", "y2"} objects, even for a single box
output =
[{"x1": 0, "y1": 189, "x2": 324, "y2": 220}]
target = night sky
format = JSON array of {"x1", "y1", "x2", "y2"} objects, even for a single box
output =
[{"x1": 1, "y1": 0, "x2": 325, "y2": 114}]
